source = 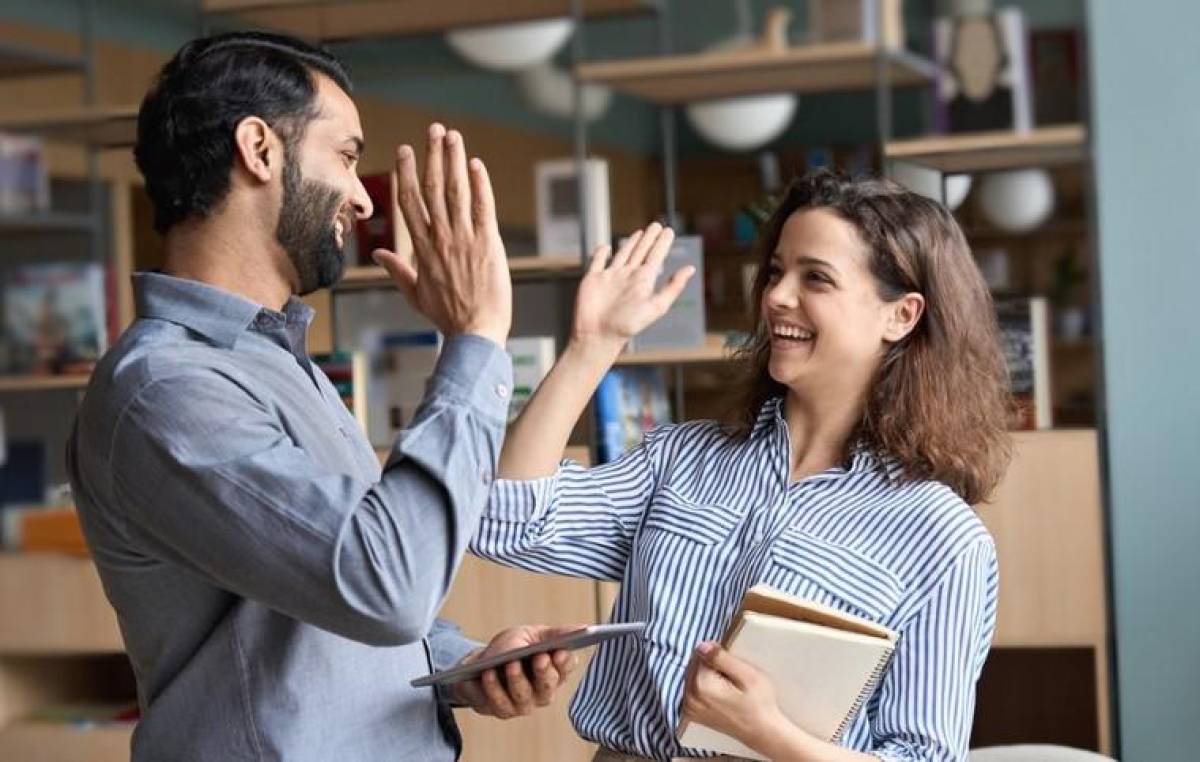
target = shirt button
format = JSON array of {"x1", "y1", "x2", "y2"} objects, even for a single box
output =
[
  {"x1": 481, "y1": 469, "x2": 493, "y2": 485},
  {"x1": 495, "y1": 384, "x2": 509, "y2": 399}
]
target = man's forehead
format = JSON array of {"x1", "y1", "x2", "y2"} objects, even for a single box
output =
[{"x1": 311, "y1": 72, "x2": 363, "y2": 137}]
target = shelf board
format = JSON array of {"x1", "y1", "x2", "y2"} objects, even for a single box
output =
[
  {"x1": 0, "y1": 721, "x2": 133, "y2": 762},
  {"x1": 336, "y1": 255, "x2": 582, "y2": 291},
  {"x1": 379, "y1": 445, "x2": 592, "y2": 467},
  {"x1": 0, "y1": 554, "x2": 124, "y2": 654},
  {"x1": 885, "y1": 125, "x2": 1088, "y2": 173},
  {"x1": 0, "y1": 42, "x2": 84, "y2": 79},
  {"x1": 0, "y1": 374, "x2": 90, "y2": 393},
  {"x1": 203, "y1": 0, "x2": 652, "y2": 41},
  {"x1": 615, "y1": 333, "x2": 732, "y2": 366},
  {"x1": 577, "y1": 43, "x2": 936, "y2": 104},
  {"x1": 0, "y1": 106, "x2": 138, "y2": 148},
  {"x1": 0, "y1": 211, "x2": 96, "y2": 235}
]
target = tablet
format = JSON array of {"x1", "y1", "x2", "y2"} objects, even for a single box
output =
[{"x1": 410, "y1": 622, "x2": 646, "y2": 688}]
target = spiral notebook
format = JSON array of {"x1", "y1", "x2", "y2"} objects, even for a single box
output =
[{"x1": 677, "y1": 584, "x2": 898, "y2": 759}]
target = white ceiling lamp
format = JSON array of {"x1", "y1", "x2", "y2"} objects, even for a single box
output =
[
  {"x1": 517, "y1": 61, "x2": 613, "y2": 122},
  {"x1": 686, "y1": 94, "x2": 798, "y2": 152},
  {"x1": 977, "y1": 168, "x2": 1055, "y2": 233},
  {"x1": 445, "y1": 17, "x2": 575, "y2": 72},
  {"x1": 889, "y1": 162, "x2": 973, "y2": 210},
  {"x1": 684, "y1": 4, "x2": 797, "y2": 153}
]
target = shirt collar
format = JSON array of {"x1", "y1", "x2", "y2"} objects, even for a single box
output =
[{"x1": 134, "y1": 272, "x2": 313, "y2": 349}]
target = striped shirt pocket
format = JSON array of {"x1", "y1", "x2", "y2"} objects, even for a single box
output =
[{"x1": 766, "y1": 531, "x2": 904, "y2": 622}]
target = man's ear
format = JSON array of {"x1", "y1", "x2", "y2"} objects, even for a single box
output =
[
  {"x1": 883, "y1": 292, "x2": 925, "y2": 343},
  {"x1": 232, "y1": 116, "x2": 277, "y2": 184}
]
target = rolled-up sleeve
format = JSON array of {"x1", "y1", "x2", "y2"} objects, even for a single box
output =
[
  {"x1": 870, "y1": 539, "x2": 999, "y2": 761},
  {"x1": 469, "y1": 427, "x2": 668, "y2": 582},
  {"x1": 109, "y1": 335, "x2": 512, "y2": 647}
]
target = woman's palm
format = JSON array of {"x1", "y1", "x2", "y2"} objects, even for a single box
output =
[{"x1": 572, "y1": 224, "x2": 695, "y2": 345}]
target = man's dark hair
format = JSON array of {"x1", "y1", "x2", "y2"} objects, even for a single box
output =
[{"x1": 135, "y1": 31, "x2": 352, "y2": 234}]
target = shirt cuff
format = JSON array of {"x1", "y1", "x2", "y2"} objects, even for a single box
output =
[
  {"x1": 428, "y1": 334, "x2": 514, "y2": 425},
  {"x1": 485, "y1": 472, "x2": 559, "y2": 523}
]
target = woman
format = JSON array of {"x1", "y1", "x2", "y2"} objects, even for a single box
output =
[{"x1": 471, "y1": 170, "x2": 1011, "y2": 761}]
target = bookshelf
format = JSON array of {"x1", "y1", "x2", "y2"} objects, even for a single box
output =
[
  {"x1": 884, "y1": 125, "x2": 1088, "y2": 173},
  {"x1": 577, "y1": 42, "x2": 936, "y2": 103},
  {"x1": 0, "y1": 211, "x2": 96, "y2": 235},
  {"x1": 0, "y1": 722, "x2": 133, "y2": 762},
  {"x1": 337, "y1": 255, "x2": 582, "y2": 291},
  {"x1": 0, "y1": 40, "x2": 83, "y2": 79},
  {"x1": 615, "y1": 332, "x2": 732, "y2": 366},
  {"x1": 0, "y1": 554, "x2": 122, "y2": 655},
  {"x1": 202, "y1": 0, "x2": 652, "y2": 41},
  {"x1": 0, "y1": 105, "x2": 138, "y2": 149}
]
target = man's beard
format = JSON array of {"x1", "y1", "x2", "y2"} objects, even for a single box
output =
[{"x1": 276, "y1": 154, "x2": 346, "y2": 296}]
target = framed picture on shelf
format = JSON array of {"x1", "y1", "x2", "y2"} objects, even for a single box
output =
[
  {"x1": 934, "y1": 7, "x2": 1033, "y2": 134},
  {"x1": 535, "y1": 158, "x2": 610, "y2": 259}
]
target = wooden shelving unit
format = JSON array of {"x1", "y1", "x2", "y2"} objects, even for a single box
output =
[
  {"x1": 0, "y1": 375, "x2": 90, "y2": 393},
  {"x1": 0, "y1": 41, "x2": 83, "y2": 79},
  {"x1": 0, "y1": 554, "x2": 123, "y2": 654},
  {"x1": 0, "y1": 212, "x2": 95, "y2": 235},
  {"x1": 0, "y1": 722, "x2": 133, "y2": 762},
  {"x1": 336, "y1": 255, "x2": 582, "y2": 291},
  {"x1": 202, "y1": 0, "x2": 652, "y2": 41},
  {"x1": 577, "y1": 42, "x2": 936, "y2": 104},
  {"x1": 615, "y1": 332, "x2": 732, "y2": 366},
  {"x1": 976, "y1": 428, "x2": 1110, "y2": 753},
  {"x1": 885, "y1": 125, "x2": 1088, "y2": 173},
  {"x1": 0, "y1": 105, "x2": 138, "y2": 148}
]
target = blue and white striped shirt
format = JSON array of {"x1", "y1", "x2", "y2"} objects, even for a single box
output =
[{"x1": 472, "y1": 396, "x2": 998, "y2": 761}]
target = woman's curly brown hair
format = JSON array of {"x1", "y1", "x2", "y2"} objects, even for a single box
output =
[{"x1": 726, "y1": 169, "x2": 1012, "y2": 505}]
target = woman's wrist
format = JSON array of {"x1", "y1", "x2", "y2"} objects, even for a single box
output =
[
  {"x1": 563, "y1": 334, "x2": 626, "y2": 367},
  {"x1": 750, "y1": 706, "x2": 819, "y2": 762}
]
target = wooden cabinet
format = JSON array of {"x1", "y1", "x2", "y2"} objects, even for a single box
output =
[{"x1": 975, "y1": 429, "x2": 1111, "y2": 754}]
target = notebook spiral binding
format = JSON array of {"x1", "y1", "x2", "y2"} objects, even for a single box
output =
[{"x1": 831, "y1": 646, "x2": 897, "y2": 743}]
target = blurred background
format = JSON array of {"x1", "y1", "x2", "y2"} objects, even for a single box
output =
[{"x1": 0, "y1": 1, "x2": 1194, "y2": 760}]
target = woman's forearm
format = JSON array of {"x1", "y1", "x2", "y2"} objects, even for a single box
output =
[
  {"x1": 497, "y1": 338, "x2": 623, "y2": 479},
  {"x1": 751, "y1": 711, "x2": 881, "y2": 762}
]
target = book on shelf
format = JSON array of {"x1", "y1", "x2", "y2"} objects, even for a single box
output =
[
  {"x1": 2, "y1": 262, "x2": 107, "y2": 375},
  {"x1": 677, "y1": 584, "x2": 898, "y2": 760},
  {"x1": 594, "y1": 366, "x2": 671, "y2": 464},
  {"x1": 0, "y1": 132, "x2": 50, "y2": 214},
  {"x1": 505, "y1": 336, "x2": 556, "y2": 423},
  {"x1": 312, "y1": 350, "x2": 370, "y2": 432},
  {"x1": 995, "y1": 296, "x2": 1052, "y2": 429},
  {"x1": 627, "y1": 235, "x2": 707, "y2": 353},
  {"x1": 0, "y1": 504, "x2": 87, "y2": 555},
  {"x1": 366, "y1": 331, "x2": 441, "y2": 447}
]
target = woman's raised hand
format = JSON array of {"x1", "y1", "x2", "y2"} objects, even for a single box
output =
[{"x1": 570, "y1": 222, "x2": 695, "y2": 355}]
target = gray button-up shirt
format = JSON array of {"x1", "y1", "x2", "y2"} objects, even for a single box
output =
[{"x1": 67, "y1": 272, "x2": 513, "y2": 761}]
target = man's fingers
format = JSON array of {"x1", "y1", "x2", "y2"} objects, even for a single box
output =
[
  {"x1": 468, "y1": 157, "x2": 499, "y2": 239},
  {"x1": 372, "y1": 248, "x2": 418, "y2": 302},
  {"x1": 422, "y1": 123, "x2": 450, "y2": 241},
  {"x1": 480, "y1": 668, "x2": 517, "y2": 719},
  {"x1": 504, "y1": 660, "x2": 536, "y2": 715},
  {"x1": 394, "y1": 146, "x2": 432, "y2": 254},
  {"x1": 444, "y1": 129, "x2": 472, "y2": 235}
]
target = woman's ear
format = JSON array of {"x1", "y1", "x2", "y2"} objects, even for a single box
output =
[
  {"x1": 232, "y1": 116, "x2": 277, "y2": 184},
  {"x1": 883, "y1": 292, "x2": 925, "y2": 343}
]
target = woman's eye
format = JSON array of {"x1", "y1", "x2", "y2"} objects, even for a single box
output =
[
  {"x1": 806, "y1": 271, "x2": 829, "y2": 285},
  {"x1": 765, "y1": 265, "x2": 783, "y2": 280}
]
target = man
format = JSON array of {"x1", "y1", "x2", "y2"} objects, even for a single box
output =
[{"x1": 67, "y1": 31, "x2": 577, "y2": 761}]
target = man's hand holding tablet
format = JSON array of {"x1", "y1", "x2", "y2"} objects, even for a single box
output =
[{"x1": 414, "y1": 622, "x2": 647, "y2": 719}]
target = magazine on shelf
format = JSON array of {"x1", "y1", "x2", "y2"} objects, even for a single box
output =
[
  {"x1": 2, "y1": 262, "x2": 107, "y2": 375},
  {"x1": 594, "y1": 366, "x2": 672, "y2": 463}
]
